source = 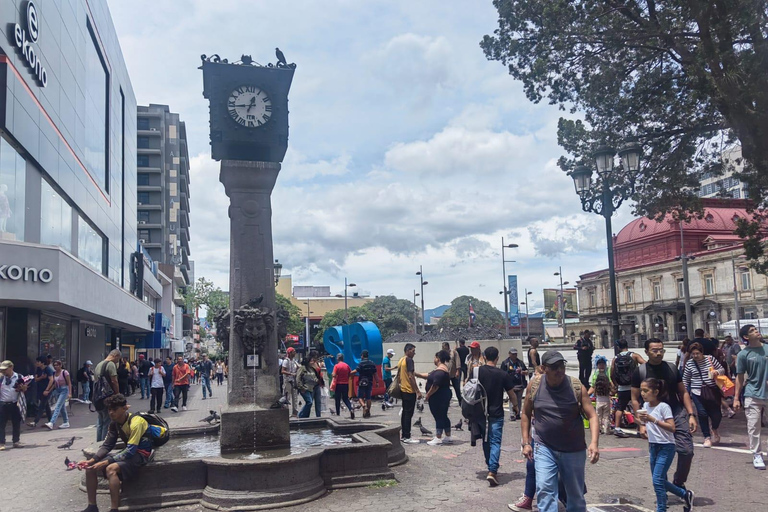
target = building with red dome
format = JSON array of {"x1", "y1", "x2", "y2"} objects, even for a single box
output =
[{"x1": 577, "y1": 199, "x2": 768, "y2": 345}]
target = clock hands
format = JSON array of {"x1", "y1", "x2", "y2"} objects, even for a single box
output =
[{"x1": 247, "y1": 96, "x2": 256, "y2": 112}]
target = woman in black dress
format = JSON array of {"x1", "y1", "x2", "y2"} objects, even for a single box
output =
[{"x1": 424, "y1": 350, "x2": 453, "y2": 446}]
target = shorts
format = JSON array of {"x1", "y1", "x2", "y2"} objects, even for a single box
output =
[
  {"x1": 101, "y1": 452, "x2": 148, "y2": 482},
  {"x1": 616, "y1": 390, "x2": 632, "y2": 411},
  {"x1": 358, "y1": 384, "x2": 372, "y2": 401}
]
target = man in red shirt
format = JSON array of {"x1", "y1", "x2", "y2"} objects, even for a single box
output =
[{"x1": 171, "y1": 356, "x2": 192, "y2": 412}]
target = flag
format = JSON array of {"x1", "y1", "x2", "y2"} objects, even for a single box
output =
[{"x1": 469, "y1": 302, "x2": 476, "y2": 327}]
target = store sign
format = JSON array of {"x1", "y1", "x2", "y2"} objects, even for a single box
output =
[
  {"x1": 0, "y1": 264, "x2": 53, "y2": 283},
  {"x1": 13, "y1": 1, "x2": 48, "y2": 87},
  {"x1": 85, "y1": 326, "x2": 97, "y2": 338}
]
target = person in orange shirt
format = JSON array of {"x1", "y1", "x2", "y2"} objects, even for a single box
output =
[{"x1": 170, "y1": 356, "x2": 192, "y2": 412}]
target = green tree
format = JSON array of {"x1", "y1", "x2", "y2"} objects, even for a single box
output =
[
  {"x1": 315, "y1": 306, "x2": 369, "y2": 342},
  {"x1": 181, "y1": 277, "x2": 230, "y2": 328},
  {"x1": 276, "y1": 293, "x2": 304, "y2": 337},
  {"x1": 481, "y1": 0, "x2": 768, "y2": 269},
  {"x1": 437, "y1": 296, "x2": 503, "y2": 329}
]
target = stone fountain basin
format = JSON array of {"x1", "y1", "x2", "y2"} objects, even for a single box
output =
[{"x1": 81, "y1": 417, "x2": 406, "y2": 511}]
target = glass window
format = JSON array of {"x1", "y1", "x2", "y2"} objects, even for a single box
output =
[
  {"x1": 138, "y1": 210, "x2": 150, "y2": 223},
  {"x1": 137, "y1": 174, "x2": 150, "y2": 186},
  {"x1": 653, "y1": 281, "x2": 661, "y2": 301},
  {"x1": 40, "y1": 314, "x2": 71, "y2": 369},
  {"x1": 704, "y1": 275, "x2": 715, "y2": 295},
  {"x1": 78, "y1": 215, "x2": 104, "y2": 274},
  {"x1": 137, "y1": 155, "x2": 149, "y2": 167},
  {"x1": 138, "y1": 229, "x2": 150, "y2": 242},
  {"x1": 625, "y1": 287, "x2": 634, "y2": 304},
  {"x1": 84, "y1": 23, "x2": 108, "y2": 191},
  {"x1": 0, "y1": 137, "x2": 25, "y2": 241},
  {"x1": 137, "y1": 136, "x2": 150, "y2": 149},
  {"x1": 588, "y1": 291, "x2": 596, "y2": 308},
  {"x1": 40, "y1": 179, "x2": 72, "y2": 251},
  {"x1": 677, "y1": 279, "x2": 684, "y2": 297},
  {"x1": 741, "y1": 271, "x2": 751, "y2": 291},
  {"x1": 137, "y1": 117, "x2": 149, "y2": 130},
  {"x1": 137, "y1": 192, "x2": 149, "y2": 204}
]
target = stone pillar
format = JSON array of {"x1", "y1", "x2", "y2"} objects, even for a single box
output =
[{"x1": 219, "y1": 160, "x2": 289, "y2": 452}]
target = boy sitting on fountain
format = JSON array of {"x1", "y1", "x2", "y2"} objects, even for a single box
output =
[{"x1": 79, "y1": 394, "x2": 163, "y2": 512}]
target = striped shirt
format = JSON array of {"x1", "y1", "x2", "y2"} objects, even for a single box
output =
[{"x1": 682, "y1": 355, "x2": 724, "y2": 396}]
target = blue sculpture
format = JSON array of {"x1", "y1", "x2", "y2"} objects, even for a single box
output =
[{"x1": 323, "y1": 321, "x2": 383, "y2": 373}]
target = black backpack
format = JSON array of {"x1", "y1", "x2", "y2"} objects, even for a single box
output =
[
  {"x1": 92, "y1": 361, "x2": 116, "y2": 411},
  {"x1": 614, "y1": 352, "x2": 636, "y2": 386}
]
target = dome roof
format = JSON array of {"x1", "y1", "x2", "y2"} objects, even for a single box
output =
[{"x1": 615, "y1": 199, "x2": 752, "y2": 246}]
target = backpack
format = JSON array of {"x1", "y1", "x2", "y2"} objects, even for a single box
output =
[
  {"x1": 528, "y1": 375, "x2": 583, "y2": 411},
  {"x1": 614, "y1": 352, "x2": 636, "y2": 386},
  {"x1": 128, "y1": 412, "x2": 170, "y2": 447},
  {"x1": 462, "y1": 366, "x2": 486, "y2": 406},
  {"x1": 92, "y1": 361, "x2": 116, "y2": 412}
]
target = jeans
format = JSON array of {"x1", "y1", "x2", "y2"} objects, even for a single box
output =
[
  {"x1": 649, "y1": 443, "x2": 686, "y2": 512},
  {"x1": 482, "y1": 416, "x2": 504, "y2": 473},
  {"x1": 216, "y1": 373, "x2": 224, "y2": 385},
  {"x1": 202, "y1": 375, "x2": 213, "y2": 398},
  {"x1": 578, "y1": 361, "x2": 591, "y2": 388},
  {"x1": 428, "y1": 386, "x2": 452, "y2": 436},
  {"x1": 80, "y1": 381, "x2": 91, "y2": 401},
  {"x1": 0, "y1": 403, "x2": 21, "y2": 444},
  {"x1": 401, "y1": 392, "x2": 416, "y2": 438},
  {"x1": 96, "y1": 408, "x2": 111, "y2": 442},
  {"x1": 671, "y1": 407, "x2": 694, "y2": 487},
  {"x1": 334, "y1": 383, "x2": 354, "y2": 416},
  {"x1": 164, "y1": 382, "x2": 174, "y2": 408},
  {"x1": 150, "y1": 387, "x2": 164, "y2": 412},
  {"x1": 33, "y1": 394, "x2": 52, "y2": 424},
  {"x1": 313, "y1": 385, "x2": 323, "y2": 417},
  {"x1": 692, "y1": 392, "x2": 721, "y2": 438},
  {"x1": 745, "y1": 396, "x2": 768, "y2": 453},
  {"x1": 534, "y1": 442, "x2": 587, "y2": 512},
  {"x1": 299, "y1": 390, "x2": 314, "y2": 418},
  {"x1": 139, "y1": 376, "x2": 150, "y2": 398},
  {"x1": 173, "y1": 384, "x2": 189, "y2": 407},
  {"x1": 383, "y1": 378, "x2": 392, "y2": 402},
  {"x1": 450, "y1": 377, "x2": 462, "y2": 405},
  {"x1": 524, "y1": 438, "x2": 537, "y2": 498},
  {"x1": 49, "y1": 387, "x2": 69, "y2": 425}
]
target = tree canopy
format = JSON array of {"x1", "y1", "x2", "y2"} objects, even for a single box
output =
[
  {"x1": 276, "y1": 293, "x2": 304, "y2": 338},
  {"x1": 481, "y1": 0, "x2": 768, "y2": 268},
  {"x1": 182, "y1": 277, "x2": 229, "y2": 326},
  {"x1": 315, "y1": 295, "x2": 418, "y2": 342},
  {"x1": 437, "y1": 296, "x2": 504, "y2": 329}
]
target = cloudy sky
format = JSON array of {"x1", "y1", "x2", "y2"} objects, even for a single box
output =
[{"x1": 107, "y1": 0, "x2": 636, "y2": 313}]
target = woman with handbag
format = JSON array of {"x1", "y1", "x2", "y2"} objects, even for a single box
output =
[
  {"x1": 296, "y1": 355, "x2": 320, "y2": 418},
  {"x1": 310, "y1": 351, "x2": 326, "y2": 417},
  {"x1": 43, "y1": 360, "x2": 72, "y2": 430},
  {"x1": 682, "y1": 342, "x2": 725, "y2": 446}
]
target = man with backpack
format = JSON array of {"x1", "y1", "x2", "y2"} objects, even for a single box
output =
[
  {"x1": 611, "y1": 339, "x2": 645, "y2": 431},
  {"x1": 93, "y1": 350, "x2": 121, "y2": 442},
  {"x1": 465, "y1": 346, "x2": 518, "y2": 486},
  {"x1": 351, "y1": 350, "x2": 378, "y2": 418},
  {"x1": 574, "y1": 330, "x2": 596, "y2": 387},
  {"x1": 79, "y1": 393, "x2": 168, "y2": 512},
  {"x1": 520, "y1": 350, "x2": 600, "y2": 512},
  {"x1": 500, "y1": 348, "x2": 526, "y2": 420},
  {"x1": 631, "y1": 338, "x2": 697, "y2": 491}
]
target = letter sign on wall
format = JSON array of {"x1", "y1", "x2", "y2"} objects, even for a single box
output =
[
  {"x1": 0, "y1": 264, "x2": 53, "y2": 283},
  {"x1": 13, "y1": 1, "x2": 48, "y2": 87}
]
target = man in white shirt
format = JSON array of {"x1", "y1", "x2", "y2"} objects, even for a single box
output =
[
  {"x1": 0, "y1": 360, "x2": 29, "y2": 450},
  {"x1": 281, "y1": 348, "x2": 299, "y2": 417}
]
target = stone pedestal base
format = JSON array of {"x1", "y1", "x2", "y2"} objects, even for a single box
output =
[{"x1": 220, "y1": 405, "x2": 289, "y2": 452}]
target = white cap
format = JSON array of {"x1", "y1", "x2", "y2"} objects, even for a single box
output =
[{"x1": 386, "y1": 349, "x2": 395, "y2": 355}]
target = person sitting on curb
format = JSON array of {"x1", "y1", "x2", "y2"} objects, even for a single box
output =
[{"x1": 79, "y1": 394, "x2": 164, "y2": 512}]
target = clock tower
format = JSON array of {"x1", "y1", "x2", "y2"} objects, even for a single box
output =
[{"x1": 200, "y1": 53, "x2": 296, "y2": 455}]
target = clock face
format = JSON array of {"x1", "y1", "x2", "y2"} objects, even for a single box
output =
[{"x1": 227, "y1": 85, "x2": 272, "y2": 128}]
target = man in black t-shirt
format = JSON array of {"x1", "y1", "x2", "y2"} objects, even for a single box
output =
[
  {"x1": 137, "y1": 355, "x2": 152, "y2": 400},
  {"x1": 574, "y1": 331, "x2": 595, "y2": 387},
  {"x1": 631, "y1": 338, "x2": 698, "y2": 490},
  {"x1": 693, "y1": 328, "x2": 718, "y2": 356},
  {"x1": 351, "y1": 350, "x2": 378, "y2": 418},
  {"x1": 477, "y1": 346, "x2": 517, "y2": 487},
  {"x1": 456, "y1": 340, "x2": 469, "y2": 382}
]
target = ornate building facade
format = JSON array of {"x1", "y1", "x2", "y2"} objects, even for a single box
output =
[{"x1": 577, "y1": 199, "x2": 768, "y2": 345}]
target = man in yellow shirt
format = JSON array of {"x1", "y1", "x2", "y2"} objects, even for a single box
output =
[{"x1": 399, "y1": 343, "x2": 425, "y2": 443}]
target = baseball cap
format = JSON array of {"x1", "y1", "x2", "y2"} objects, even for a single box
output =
[
  {"x1": 508, "y1": 347, "x2": 518, "y2": 354},
  {"x1": 286, "y1": 347, "x2": 296, "y2": 354},
  {"x1": 541, "y1": 350, "x2": 567, "y2": 366},
  {"x1": 85, "y1": 360, "x2": 93, "y2": 365},
  {"x1": 469, "y1": 341, "x2": 481, "y2": 349},
  {"x1": 0, "y1": 360, "x2": 14, "y2": 371},
  {"x1": 386, "y1": 349, "x2": 395, "y2": 355}
]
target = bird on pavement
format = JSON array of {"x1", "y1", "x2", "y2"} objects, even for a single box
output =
[
  {"x1": 65, "y1": 456, "x2": 71, "y2": 468},
  {"x1": 58, "y1": 436, "x2": 76, "y2": 450},
  {"x1": 275, "y1": 48, "x2": 287, "y2": 66},
  {"x1": 413, "y1": 416, "x2": 423, "y2": 427},
  {"x1": 200, "y1": 410, "x2": 220, "y2": 424},
  {"x1": 419, "y1": 423, "x2": 433, "y2": 436},
  {"x1": 453, "y1": 420, "x2": 464, "y2": 431}
]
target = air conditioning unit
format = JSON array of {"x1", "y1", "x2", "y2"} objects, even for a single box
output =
[
  {"x1": 138, "y1": 202, "x2": 143, "y2": 205},
  {"x1": 139, "y1": 239, "x2": 147, "y2": 244},
  {"x1": 139, "y1": 220, "x2": 146, "y2": 224},
  {"x1": 150, "y1": 128, "x2": 157, "y2": 131}
]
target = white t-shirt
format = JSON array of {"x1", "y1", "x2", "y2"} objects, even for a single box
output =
[
  {"x1": 149, "y1": 366, "x2": 165, "y2": 388},
  {"x1": 282, "y1": 358, "x2": 298, "y2": 382},
  {"x1": 643, "y1": 401, "x2": 675, "y2": 445},
  {"x1": 216, "y1": 363, "x2": 224, "y2": 374}
]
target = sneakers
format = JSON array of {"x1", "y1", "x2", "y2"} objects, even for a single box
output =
[
  {"x1": 401, "y1": 437, "x2": 419, "y2": 444},
  {"x1": 44, "y1": 422, "x2": 54, "y2": 430},
  {"x1": 59, "y1": 422, "x2": 70, "y2": 429},
  {"x1": 442, "y1": 436, "x2": 453, "y2": 444},
  {"x1": 487, "y1": 472, "x2": 499, "y2": 487},
  {"x1": 683, "y1": 489, "x2": 694, "y2": 512},
  {"x1": 12, "y1": 442, "x2": 22, "y2": 448},
  {"x1": 350, "y1": 411, "x2": 355, "y2": 420},
  {"x1": 426, "y1": 437, "x2": 443, "y2": 446},
  {"x1": 202, "y1": 397, "x2": 207, "y2": 400},
  {"x1": 508, "y1": 495, "x2": 534, "y2": 511},
  {"x1": 26, "y1": 421, "x2": 36, "y2": 427},
  {"x1": 0, "y1": 445, "x2": 5, "y2": 451},
  {"x1": 712, "y1": 431, "x2": 720, "y2": 444},
  {"x1": 171, "y1": 406, "x2": 178, "y2": 412},
  {"x1": 727, "y1": 408, "x2": 736, "y2": 418},
  {"x1": 182, "y1": 406, "x2": 187, "y2": 411},
  {"x1": 80, "y1": 504, "x2": 99, "y2": 512},
  {"x1": 510, "y1": 414, "x2": 517, "y2": 422},
  {"x1": 753, "y1": 453, "x2": 766, "y2": 470},
  {"x1": 703, "y1": 437, "x2": 712, "y2": 447}
]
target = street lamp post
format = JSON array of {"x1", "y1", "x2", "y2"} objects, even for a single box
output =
[
  {"x1": 568, "y1": 143, "x2": 642, "y2": 344},
  {"x1": 731, "y1": 250, "x2": 747, "y2": 335},
  {"x1": 303, "y1": 300, "x2": 312, "y2": 349},
  {"x1": 344, "y1": 278, "x2": 357, "y2": 324},
  {"x1": 501, "y1": 239, "x2": 519, "y2": 337},
  {"x1": 554, "y1": 267, "x2": 567, "y2": 332},
  {"x1": 413, "y1": 290, "x2": 420, "y2": 333},
  {"x1": 416, "y1": 266, "x2": 428, "y2": 334},
  {"x1": 521, "y1": 289, "x2": 532, "y2": 338}
]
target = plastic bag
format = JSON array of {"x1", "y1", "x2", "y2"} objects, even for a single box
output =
[
  {"x1": 716, "y1": 375, "x2": 735, "y2": 397},
  {"x1": 320, "y1": 386, "x2": 329, "y2": 412}
]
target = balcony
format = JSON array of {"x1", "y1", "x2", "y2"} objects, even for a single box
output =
[
  {"x1": 180, "y1": 209, "x2": 189, "y2": 228},
  {"x1": 137, "y1": 222, "x2": 162, "y2": 230},
  {"x1": 137, "y1": 203, "x2": 162, "y2": 211},
  {"x1": 137, "y1": 147, "x2": 161, "y2": 155},
  {"x1": 140, "y1": 241, "x2": 162, "y2": 249},
  {"x1": 137, "y1": 129, "x2": 162, "y2": 137},
  {"x1": 137, "y1": 185, "x2": 162, "y2": 192},
  {"x1": 138, "y1": 166, "x2": 162, "y2": 173}
]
